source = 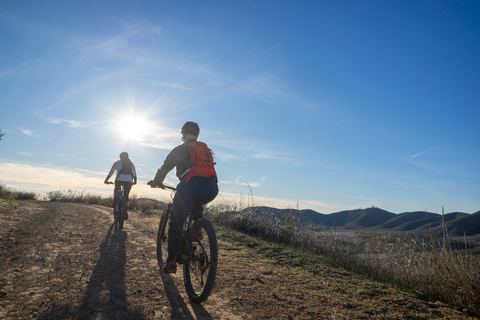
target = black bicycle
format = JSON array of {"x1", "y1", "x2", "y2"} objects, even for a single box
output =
[
  {"x1": 106, "y1": 182, "x2": 127, "y2": 230},
  {"x1": 150, "y1": 183, "x2": 218, "y2": 303}
]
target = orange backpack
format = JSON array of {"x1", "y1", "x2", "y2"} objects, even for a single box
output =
[{"x1": 182, "y1": 141, "x2": 217, "y2": 183}]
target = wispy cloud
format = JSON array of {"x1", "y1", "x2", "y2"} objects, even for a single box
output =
[
  {"x1": 17, "y1": 152, "x2": 34, "y2": 156},
  {"x1": 409, "y1": 146, "x2": 440, "y2": 158},
  {"x1": 408, "y1": 161, "x2": 439, "y2": 171},
  {"x1": 0, "y1": 67, "x2": 15, "y2": 79},
  {"x1": 20, "y1": 128, "x2": 44, "y2": 139},
  {"x1": 0, "y1": 160, "x2": 171, "y2": 200},
  {"x1": 214, "y1": 138, "x2": 301, "y2": 163},
  {"x1": 48, "y1": 118, "x2": 96, "y2": 128},
  {"x1": 70, "y1": 22, "x2": 162, "y2": 64},
  {"x1": 220, "y1": 176, "x2": 267, "y2": 188}
]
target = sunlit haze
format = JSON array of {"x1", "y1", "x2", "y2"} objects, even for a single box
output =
[
  {"x1": 1, "y1": 1, "x2": 479, "y2": 214},
  {"x1": 110, "y1": 111, "x2": 157, "y2": 142}
]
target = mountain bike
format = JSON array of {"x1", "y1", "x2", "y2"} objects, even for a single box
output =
[
  {"x1": 149, "y1": 183, "x2": 218, "y2": 303},
  {"x1": 106, "y1": 182, "x2": 127, "y2": 230}
]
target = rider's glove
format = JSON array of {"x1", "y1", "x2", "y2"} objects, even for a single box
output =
[
  {"x1": 148, "y1": 169, "x2": 165, "y2": 188},
  {"x1": 148, "y1": 180, "x2": 164, "y2": 188}
]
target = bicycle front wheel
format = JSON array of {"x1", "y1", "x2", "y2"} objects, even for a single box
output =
[
  {"x1": 183, "y1": 219, "x2": 218, "y2": 303},
  {"x1": 157, "y1": 210, "x2": 170, "y2": 267}
]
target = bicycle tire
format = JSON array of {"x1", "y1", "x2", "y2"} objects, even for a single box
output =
[
  {"x1": 113, "y1": 205, "x2": 118, "y2": 224},
  {"x1": 118, "y1": 194, "x2": 126, "y2": 229},
  {"x1": 157, "y1": 209, "x2": 170, "y2": 267},
  {"x1": 183, "y1": 219, "x2": 218, "y2": 303}
]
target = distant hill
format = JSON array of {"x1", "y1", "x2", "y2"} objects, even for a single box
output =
[
  {"x1": 240, "y1": 206, "x2": 479, "y2": 236},
  {"x1": 325, "y1": 208, "x2": 395, "y2": 228},
  {"x1": 430, "y1": 211, "x2": 480, "y2": 236}
]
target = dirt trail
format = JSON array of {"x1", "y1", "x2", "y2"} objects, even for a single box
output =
[{"x1": 0, "y1": 201, "x2": 474, "y2": 319}]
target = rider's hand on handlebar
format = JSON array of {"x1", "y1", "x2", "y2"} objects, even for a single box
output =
[{"x1": 147, "y1": 180, "x2": 164, "y2": 188}]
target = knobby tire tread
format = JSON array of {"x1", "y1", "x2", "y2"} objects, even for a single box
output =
[
  {"x1": 118, "y1": 194, "x2": 126, "y2": 230},
  {"x1": 157, "y1": 211, "x2": 169, "y2": 267},
  {"x1": 184, "y1": 219, "x2": 218, "y2": 303}
]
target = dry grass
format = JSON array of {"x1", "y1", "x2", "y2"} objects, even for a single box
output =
[
  {"x1": 2, "y1": 185, "x2": 478, "y2": 316},
  {"x1": 206, "y1": 201, "x2": 480, "y2": 317},
  {"x1": 43, "y1": 189, "x2": 112, "y2": 206},
  {"x1": 0, "y1": 184, "x2": 37, "y2": 200}
]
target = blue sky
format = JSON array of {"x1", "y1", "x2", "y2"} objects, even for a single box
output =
[{"x1": 1, "y1": 0, "x2": 479, "y2": 214}]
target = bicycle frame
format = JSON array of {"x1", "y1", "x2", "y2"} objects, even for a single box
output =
[
  {"x1": 177, "y1": 213, "x2": 197, "y2": 264},
  {"x1": 152, "y1": 183, "x2": 218, "y2": 303},
  {"x1": 107, "y1": 182, "x2": 126, "y2": 230}
]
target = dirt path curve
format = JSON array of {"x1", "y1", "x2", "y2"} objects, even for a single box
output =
[{"x1": 0, "y1": 201, "x2": 474, "y2": 319}]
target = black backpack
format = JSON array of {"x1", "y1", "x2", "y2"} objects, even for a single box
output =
[{"x1": 119, "y1": 158, "x2": 133, "y2": 174}]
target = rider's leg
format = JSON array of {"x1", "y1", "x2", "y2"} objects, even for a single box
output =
[
  {"x1": 123, "y1": 182, "x2": 133, "y2": 219},
  {"x1": 168, "y1": 183, "x2": 193, "y2": 259},
  {"x1": 189, "y1": 177, "x2": 219, "y2": 221},
  {"x1": 168, "y1": 177, "x2": 219, "y2": 256},
  {"x1": 113, "y1": 180, "x2": 121, "y2": 208}
]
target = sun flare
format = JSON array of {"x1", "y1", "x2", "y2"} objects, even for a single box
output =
[{"x1": 111, "y1": 111, "x2": 155, "y2": 141}]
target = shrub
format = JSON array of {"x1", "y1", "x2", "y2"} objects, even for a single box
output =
[
  {"x1": 206, "y1": 201, "x2": 480, "y2": 317},
  {"x1": 14, "y1": 191, "x2": 37, "y2": 200},
  {"x1": 0, "y1": 184, "x2": 15, "y2": 200}
]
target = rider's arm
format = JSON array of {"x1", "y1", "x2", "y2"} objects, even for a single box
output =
[
  {"x1": 105, "y1": 163, "x2": 116, "y2": 183},
  {"x1": 132, "y1": 163, "x2": 137, "y2": 185},
  {"x1": 152, "y1": 145, "x2": 184, "y2": 184}
]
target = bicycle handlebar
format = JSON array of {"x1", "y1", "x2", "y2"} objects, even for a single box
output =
[
  {"x1": 105, "y1": 181, "x2": 114, "y2": 185},
  {"x1": 147, "y1": 181, "x2": 176, "y2": 191}
]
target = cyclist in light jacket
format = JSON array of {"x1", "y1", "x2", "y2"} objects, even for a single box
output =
[{"x1": 104, "y1": 152, "x2": 137, "y2": 219}]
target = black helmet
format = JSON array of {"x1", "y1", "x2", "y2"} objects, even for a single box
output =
[{"x1": 181, "y1": 121, "x2": 200, "y2": 135}]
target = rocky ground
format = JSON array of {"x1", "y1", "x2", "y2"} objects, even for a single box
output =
[{"x1": 0, "y1": 200, "x2": 475, "y2": 319}]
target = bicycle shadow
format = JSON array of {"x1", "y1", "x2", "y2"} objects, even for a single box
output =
[
  {"x1": 160, "y1": 271, "x2": 213, "y2": 320},
  {"x1": 74, "y1": 224, "x2": 145, "y2": 319}
]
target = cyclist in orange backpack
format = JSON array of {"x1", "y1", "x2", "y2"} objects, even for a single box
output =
[{"x1": 148, "y1": 121, "x2": 218, "y2": 273}]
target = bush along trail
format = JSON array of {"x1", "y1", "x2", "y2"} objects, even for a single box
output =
[{"x1": 0, "y1": 200, "x2": 475, "y2": 319}]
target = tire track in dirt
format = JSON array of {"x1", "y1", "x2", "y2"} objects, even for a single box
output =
[
  {"x1": 0, "y1": 200, "x2": 474, "y2": 319},
  {"x1": 0, "y1": 201, "x2": 244, "y2": 320}
]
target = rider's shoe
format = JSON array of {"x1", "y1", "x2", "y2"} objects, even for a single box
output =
[{"x1": 162, "y1": 258, "x2": 177, "y2": 273}]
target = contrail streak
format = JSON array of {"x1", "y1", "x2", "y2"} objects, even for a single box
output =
[{"x1": 409, "y1": 146, "x2": 441, "y2": 158}]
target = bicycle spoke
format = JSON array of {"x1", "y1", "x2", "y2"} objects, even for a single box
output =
[{"x1": 184, "y1": 219, "x2": 218, "y2": 302}]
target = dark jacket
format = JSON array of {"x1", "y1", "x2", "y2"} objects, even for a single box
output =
[{"x1": 154, "y1": 139, "x2": 195, "y2": 183}]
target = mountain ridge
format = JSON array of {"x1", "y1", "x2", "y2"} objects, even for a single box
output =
[{"x1": 241, "y1": 206, "x2": 480, "y2": 236}]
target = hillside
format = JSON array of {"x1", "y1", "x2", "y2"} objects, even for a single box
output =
[
  {"x1": 430, "y1": 211, "x2": 480, "y2": 236},
  {"x1": 243, "y1": 206, "x2": 480, "y2": 236},
  {"x1": 0, "y1": 200, "x2": 474, "y2": 319}
]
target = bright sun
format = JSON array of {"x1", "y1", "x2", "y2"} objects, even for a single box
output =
[{"x1": 112, "y1": 112, "x2": 155, "y2": 141}]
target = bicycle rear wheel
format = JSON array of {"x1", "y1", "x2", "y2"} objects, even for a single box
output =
[
  {"x1": 118, "y1": 195, "x2": 126, "y2": 229},
  {"x1": 183, "y1": 219, "x2": 218, "y2": 303},
  {"x1": 156, "y1": 209, "x2": 170, "y2": 267}
]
